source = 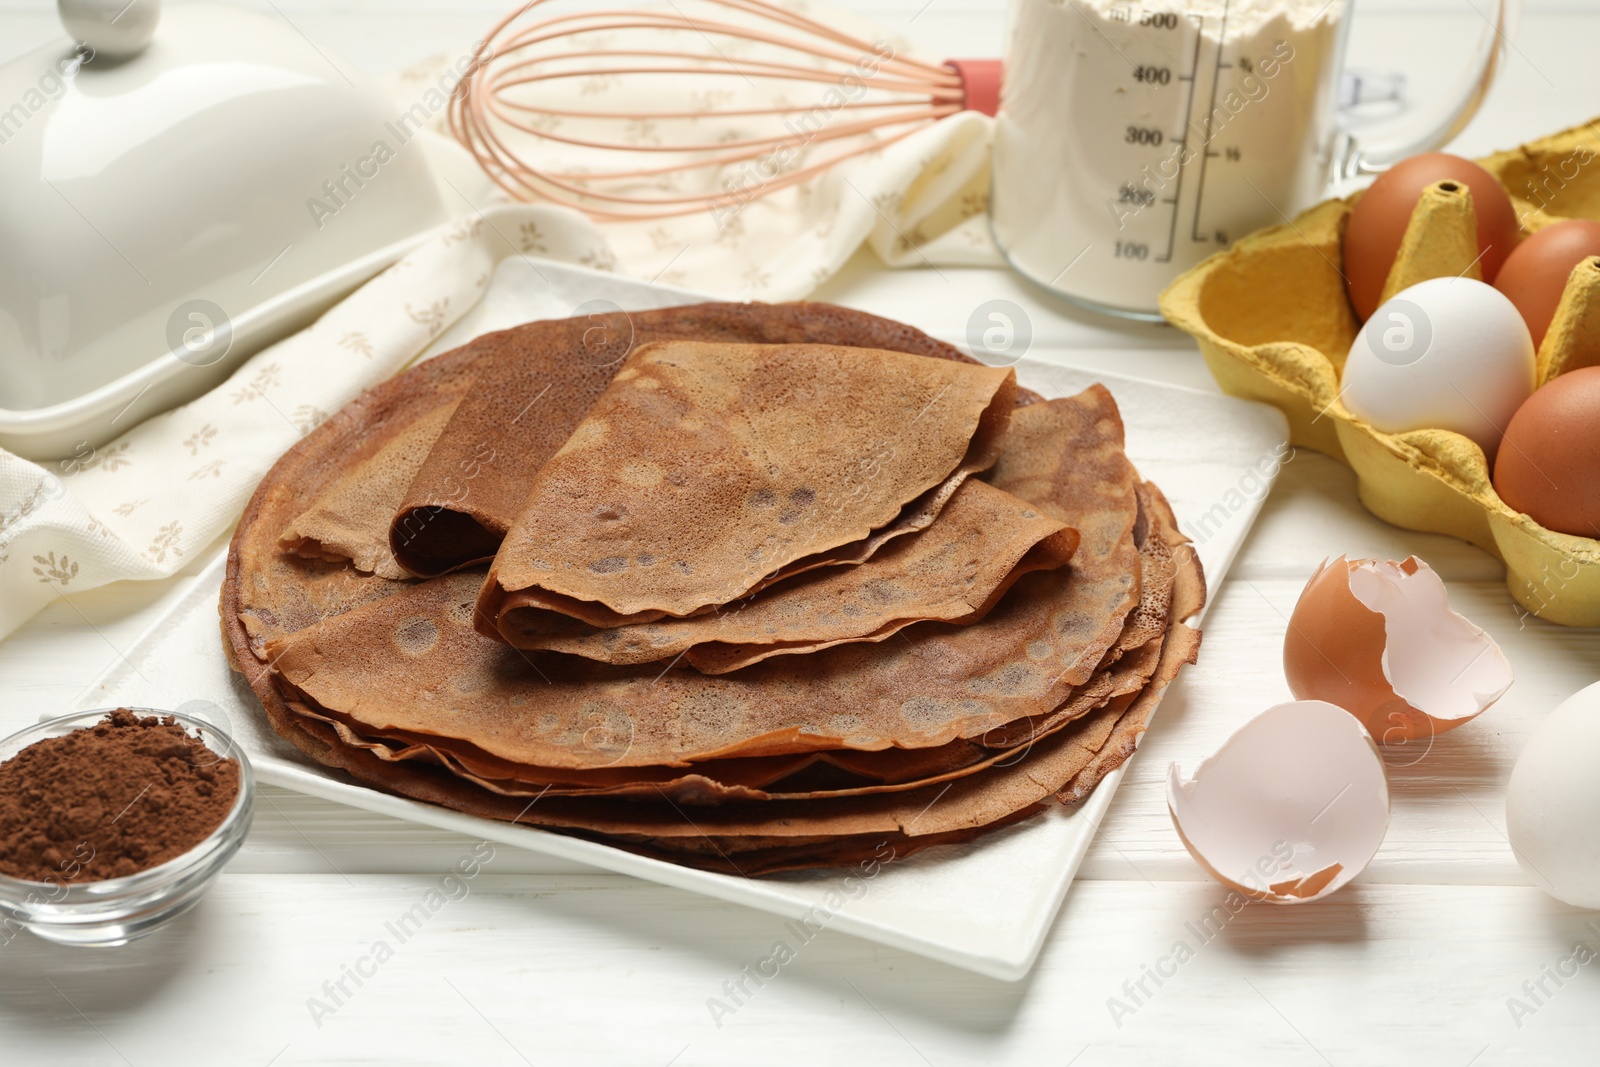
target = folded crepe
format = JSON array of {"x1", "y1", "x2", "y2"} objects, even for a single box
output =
[
  {"x1": 229, "y1": 347, "x2": 486, "y2": 664},
  {"x1": 281, "y1": 401, "x2": 459, "y2": 579},
  {"x1": 499, "y1": 477, "x2": 1078, "y2": 670},
  {"x1": 388, "y1": 316, "x2": 628, "y2": 578},
  {"x1": 387, "y1": 303, "x2": 1042, "y2": 579},
  {"x1": 227, "y1": 304, "x2": 1040, "y2": 668},
  {"x1": 475, "y1": 340, "x2": 1018, "y2": 635}
]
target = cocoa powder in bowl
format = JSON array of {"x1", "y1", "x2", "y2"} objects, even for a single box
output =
[{"x1": 0, "y1": 709, "x2": 241, "y2": 883}]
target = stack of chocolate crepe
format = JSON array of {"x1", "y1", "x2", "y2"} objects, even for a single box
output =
[{"x1": 224, "y1": 303, "x2": 1203, "y2": 874}]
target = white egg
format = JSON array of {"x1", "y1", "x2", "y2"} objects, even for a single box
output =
[
  {"x1": 1340, "y1": 277, "x2": 1535, "y2": 461},
  {"x1": 1506, "y1": 680, "x2": 1600, "y2": 909}
]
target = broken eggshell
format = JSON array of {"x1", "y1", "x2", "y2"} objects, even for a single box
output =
[
  {"x1": 1283, "y1": 556, "x2": 1512, "y2": 743},
  {"x1": 1168, "y1": 700, "x2": 1390, "y2": 904}
]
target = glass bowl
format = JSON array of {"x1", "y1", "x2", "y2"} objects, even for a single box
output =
[{"x1": 0, "y1": 707, "x2": 255, "y2": 948}]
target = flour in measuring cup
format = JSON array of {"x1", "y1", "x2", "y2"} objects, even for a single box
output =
[{"x1": 991, "y1": 0, "x2": 1347, "y2": 315}]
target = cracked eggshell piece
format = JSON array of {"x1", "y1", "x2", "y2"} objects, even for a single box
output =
[
  {"x1": 1506, "y1": 680, "x2": 1600, "y2": 909},
  {"x1": 1283, "y1": 556, "x2": 1513, "y2": 743},
  {"x1": 1168, "y1": 700, "x2": 1390, "y2": 905}
]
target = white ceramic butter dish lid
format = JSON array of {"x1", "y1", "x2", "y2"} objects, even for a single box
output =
[{"x1": 0, "y1": 0, "x2": 449, "y2": 459}]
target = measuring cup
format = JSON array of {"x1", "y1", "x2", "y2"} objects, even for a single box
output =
[{"x1": 990, "y1": 0, "x2": 1519, "y2": 319}]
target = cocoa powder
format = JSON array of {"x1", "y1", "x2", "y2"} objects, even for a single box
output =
[{"x1": 0, "y1": 709, "x2": 240, "y2": 883}]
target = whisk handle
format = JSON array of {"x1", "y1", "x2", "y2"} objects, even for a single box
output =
[{"x1": 944, "y1": 58, "x2": 1002, "y2": 118}]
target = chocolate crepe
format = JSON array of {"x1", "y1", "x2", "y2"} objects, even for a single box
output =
[
  {"x1": 476, "y1": 341, "x2": 1018, "y2": 633},
  {"x1": 389, "y1": 313, "x2": 628, "y2": 577},
  {"x1": 499, "y1": 478, "x2": 1078, "y2": 670},
  {"x1": 230, "y1": 304, "x2": 1034, "y2": 663},
  {"x1": 387, "y1": 304, "x2": 1043, "y2": 578},
  {"x1": 281, "y1": 401, "x2": 458, "y2": 579}
]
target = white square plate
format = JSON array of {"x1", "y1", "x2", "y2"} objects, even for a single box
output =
[{"x1": 70, "y1": 267, "x2": 1287, "y2": 981}]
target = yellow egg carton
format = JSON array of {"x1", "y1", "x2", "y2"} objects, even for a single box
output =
[{"x1": 1161, "y1": 119, "x2": 1600, "y2": 626}]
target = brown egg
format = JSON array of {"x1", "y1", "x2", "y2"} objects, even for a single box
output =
[
  {"x1": 1493, "y1": 219, "x2": 1600, "y2": 347},
  {"x1": 1493, "y1": 366, "x2": 1600, "y2": 538},
  {"x1": 1283, "y1": 556, "x2": 1511, "y2": 743},
  {"x1": 1344, "y1": 153, "x2": 1521, "y2": 321}
]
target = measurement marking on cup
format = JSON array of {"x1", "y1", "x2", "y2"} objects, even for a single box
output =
[
  {"x1": 1190, "y1": 0, "x2": 1232, "y2": 244},
  {"x1": 1158, "y1": 10, "x2": 1206, "y2": 264}
]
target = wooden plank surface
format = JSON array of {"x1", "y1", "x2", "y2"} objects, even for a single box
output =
[
  {"x1": 4, "y1": 877, "x2": 1598, "y2": 1066},
  {"x1": 2, "y1": 1, "x2": 1599, "y2": 1062}
]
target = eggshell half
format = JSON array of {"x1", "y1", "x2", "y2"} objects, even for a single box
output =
[
  {"x1": 1506, "y1": 680, "x2": 1600, "y2": 909},
  {"x1": 1168, "y1": 701, "x2": 1390, "y2": 904},
  {"x1": 1283, "y1": 556, "x2": 1512, "y2": 742}
]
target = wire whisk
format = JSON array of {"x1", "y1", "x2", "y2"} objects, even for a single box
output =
[{"x1": 449, "y1": 0, "x2": 1000, "y2": 222}]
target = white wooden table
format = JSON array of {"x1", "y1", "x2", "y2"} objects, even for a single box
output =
[{"x1": 3, "y1": 2, "x2": 1599, "y2": 1063}]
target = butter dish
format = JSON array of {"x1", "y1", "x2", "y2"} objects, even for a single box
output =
[{"x1": 0, "y1": 1, "x2": 449, "y2": 459}]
